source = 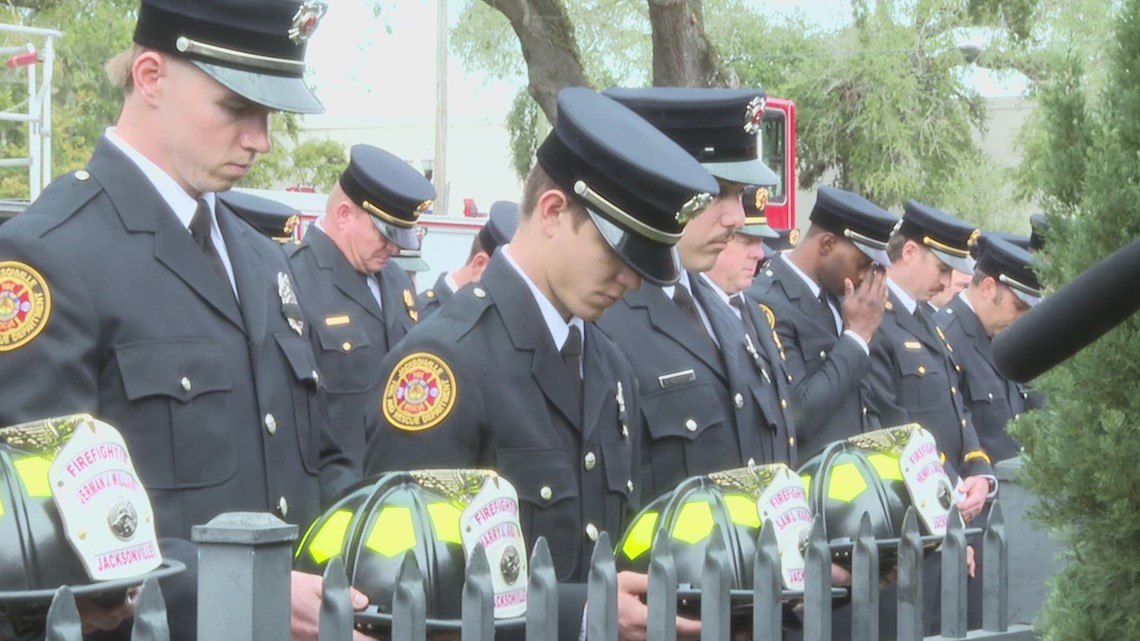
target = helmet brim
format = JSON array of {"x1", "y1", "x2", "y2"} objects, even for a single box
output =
[
  {"x1": 355, "y1": 607, "x2": 528, "y2": 631},
  {"x1": 0, "y1": 559, "x2": 186, "y2": 605}
]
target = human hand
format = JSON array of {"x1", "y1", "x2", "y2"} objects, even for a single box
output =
[
  {"x1": 841, "y1": 266, "x2": 888, "y2": 343},
  {"x1": 616, "y1": 571, "x2": 702, "y2": 641},
  {"x1": 290, "y1": 570, "x2": 372, "y2": 641},
  {"x1": 956, "y1": 476, "x2": 989, "y2": 522}
]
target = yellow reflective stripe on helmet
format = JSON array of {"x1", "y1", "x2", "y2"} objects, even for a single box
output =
[
  {"x1": 827, "y1": 462, "x2": 868, "y2": 503},
  {"x1": 620, "y1": 511, "x2": 659, "y2": 561},
  {"x1": 800, "y1": 474, "x2": 812, "y2": 498},
  {"x1": 672, "y1": 501, "x2": 714, "y2": 544},
  {"x1": 0, "y1": 496, "x2": 5, "y2": 517},
  {"x1": 866, "y1": 453, "x2": 905, "y2": 482},
  {"x1": 427, "y1": 502, "x2": 463, "y2": 545},
  {"x1": 724, "y1": 494, "x2": 761, "y2": 529},
  {"x1": 366, "y1": 506, "x2": 417, "y2": 558},
  {"x1": 306, "y1": 509, "x2": 353, "y2": 565},
  {"x1": 14, "y1": 456, "x2": 52, "y2": 497}
]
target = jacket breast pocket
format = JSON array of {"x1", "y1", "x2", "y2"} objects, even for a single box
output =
[
  {"x1": 896, "y1": 349, "x2": 949, "y2": 410},
  {"x1": 496, "y1": 449, "x2": 580, "y2": 579},
  {"x1": 114, "y1": 338, "x2": 235, "y2": 489},
  {"x1": 641, "y1": 381, "x2": 727, "y2": 442},
  {"x1": 275, "y1": 332, "x2": 323, "y2": 473},
  {"x1": 313, "y1": 322, "x2": 374, "y2": 394}
]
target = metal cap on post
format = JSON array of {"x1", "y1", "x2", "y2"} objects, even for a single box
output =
[
  {"x1": 526, "y1": 537, "x2": 559, "y2": 641},
  {"x1": 753, "y1": 522, "x2": 782, "y2": 641},
  {"x1": 587, "y1": 532, "x2": 618, "y2": 641},
  {"x1": 191, "y1": 512, "x2": 297, "y2": 641},
  {"x1": 941, "y1": 506, "x2": 969, "y2": 638},
  {"x1": 895, "y1": 508, "x2": 924, "y2": 641},
  {"x1": 647, "y1": 527, "x2": 678, "y2": 641},
  {"x1": 851, "y1": 512, "x2": 880, "y2": 641}
]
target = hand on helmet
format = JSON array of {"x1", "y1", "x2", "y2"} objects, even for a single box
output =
[
  {"x1": 956, "y1": 476, "x2": 988, "y2": 522},
  {"x1": 290, "y1": 570, "x2": 372, "y2": 641},
  {"x1": 617, "y1": 571, "x2": 702, "y2": 641}
]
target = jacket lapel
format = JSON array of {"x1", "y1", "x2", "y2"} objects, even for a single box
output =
[
  {"x1": 92, "y1": 139, "x2": 244, "y2": 331},
  {"x1": 217, "y1": 206, "x2": 269, "y2": 344},
  {"x1": 308, "y1": 227, "x2": 384, "y2": 322},
  {"x1": 580, "y1": 324, "x2": 614, "y2": 438},
  {"x1": 770, "y1": 256, "x2": 837, "y2": 335},
  {"x1": 624, "y1": 284, "x2": 727, "y2": 380},
  {"x1": 889, "y1": 291, "x2": 942, "y2": 351},
  {"x1": 483, "y1": 256, "x2": 582, "y2": 428}
]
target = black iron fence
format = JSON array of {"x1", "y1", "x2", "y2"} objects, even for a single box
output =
[{"x1": 39, "y1": 503, "x2": 1037, "y2": 641}]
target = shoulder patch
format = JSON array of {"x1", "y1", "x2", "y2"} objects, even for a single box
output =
[
  {"x1": 758, "y1": 303, "x2": 777, "y2": 329},
  {"x1": 0, "y1": 261, "x2": 51, "y2": 351},
  {"x1": 382, "y1": 352, "x2": 457, "y2": 431}
]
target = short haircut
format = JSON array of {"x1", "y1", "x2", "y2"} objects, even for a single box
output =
[
  {"x1": 105, "y1": 44, "x2": 147, "y2": 93},
  {"x1": 886, "y1": 232, "x2": 908, "y2": 262},
  {"x1": 466, "y1": 234, "x2": 487, "y2": 263},
  {"x1": 520, "y1": 163, "x2": 588, "y2": 228}
]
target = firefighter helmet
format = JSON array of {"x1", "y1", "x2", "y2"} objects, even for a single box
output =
[
  {"x1": 615, "y1": 463, "x2": 813, "y2": 610},
  {"x1": 797, "y1": 424, "x2": 952, "y2": 566},
  {"x1": 295, "y1": 469, "x2": 528, "y2": 631},
  {"x1": 0, "y1": 415, "x2": 181, "y2": 627}
]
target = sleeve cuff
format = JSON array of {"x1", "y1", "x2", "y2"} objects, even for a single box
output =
[{"x1": 843, "y1": 330, "x2": 870, "y2": 355}]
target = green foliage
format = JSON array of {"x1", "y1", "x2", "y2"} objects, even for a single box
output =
[
  {"x1": 505, "y1": 88, "x2": 543, "y2": 181},
  {"x1": 242, "y1": 116, "x2": 346, "y2": 192},
  {"x1": 1008, "y1": 1, "x2": 1140, "y2": 638}
]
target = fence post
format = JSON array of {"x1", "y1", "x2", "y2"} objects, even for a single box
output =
[
  {"x1": 941, "y1": 506, "x2": 968, "y2": 638},
  {"x1": 802, "y1": 515, "x2": 832, "y2": 641},
  {"x1": 461, "y1": 544, "x2": 494, "y2": 641},
  {"x1": 851, "y1": 512, "x2": 880, "y2": 641},
  {"x1": 191, "y1": 512, "x2": 296, "y2": 641},
  {"x1": 699, "y1": 523, "x2": 730, "y2": 641},
  {"x1": 526, "y1": 537, "x2": 559, "y2": 641},
  {"x1": 647, "y1": 527, "x2": 678, "y2": 641},
  {"x1": 131, "y1": 576, "x2": 170, "y2": 641},
  {"x1": 982, "y1": 501, "x2": 1009, "y2": 633},
  {"x1": 753, "y1": 522, "x2": 782, "y2": 641},
  {"x1": 44, "y1": 586, "x2": 81, "y2": 641},
  {"x1": 317, "y1": 556, "x2": 353, "y2": 641},
  {"x1": 896, "y1": 507, "x2": 924, "y2": 641},
  {"x1": 390, "y1": 553, "x2": 426, "y2": 641},
  {"x1": 586, "y1": 532, "x2": 617, "y2": 641}
]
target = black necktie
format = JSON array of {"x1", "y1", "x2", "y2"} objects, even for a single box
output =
[
  {"x1": 914, "y1": 305, "x2": 936, "y2": 340},
  {"x1": 189, "y1": 199, "x2": 234, "y2": 299},
  {"x1": 561, "y1": 325, "x2": 583, "y2": 413},
  {"x1": 819, "y1": 290, "x2": 839, "y2": 335},
  {"x1": 729, "y1": 295, "x2": 760, "y2": 345},
  {"x1": 673, "y1": 284, "x2": 716, "y2": 348}
]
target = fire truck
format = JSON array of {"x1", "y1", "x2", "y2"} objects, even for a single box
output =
[{"x1": 761, "y1": 97, "x2": 797, "y2": 231}]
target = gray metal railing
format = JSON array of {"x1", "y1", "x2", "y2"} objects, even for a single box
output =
[{"x1": 40, "y1": 503, "x2": 1037, "y2": 641}]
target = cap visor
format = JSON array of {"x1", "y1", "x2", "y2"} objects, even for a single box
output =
[
  {"x1": 852, "y1": 240, "x2": 892, "y2": 268},
  {"x1": 930, "y1": 248, "x2": 975, "y2": 276},
  {"x1": 369, "y1": 217, "x2": 420, "y2": 250},
  {"x1": 1009, "y1": 287, "x2": 1042, "y2": 307},
  {"x1": 194, "y1": 62, "x2": 324, "y2": 115},
  {"x1": 739, "y1": 222, "x2": 779, "y2": 239},
  {"x1": 392, "y1": 256, "x2": 430, "y2": 272},
  {"x1": 587, "y1": 210, "x2": 680, "y2": 287},
  {"x1": 701, "y1": 158, "x2": 779, "y2": 187}
]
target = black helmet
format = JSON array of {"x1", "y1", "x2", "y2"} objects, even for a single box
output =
[
  {"x1": 295, "y1": 469, "x2": 528, "y2": 632},
  {"x1": 615, "y1": 463, "x2": 812, "y2": 610},
  {"x1": 0, "y1": 415, "x2": 181, "y2": 629},
  {"x1": 797, "y1": 424, "x2": 952, "y2": 566}
]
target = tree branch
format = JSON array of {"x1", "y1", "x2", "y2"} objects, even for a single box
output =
[{"x1": 482, "y1": 0, "x2": 590, "y2": 122}]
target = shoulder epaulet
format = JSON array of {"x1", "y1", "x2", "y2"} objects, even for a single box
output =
[{"x1": 9, "y1": 170, "x2": 103, "y2": 237}]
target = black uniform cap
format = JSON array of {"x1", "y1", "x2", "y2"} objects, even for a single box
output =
[
  {"x1": 1028, "y1": 213, "x2": 1049, "y2": 251},
  {"x1": 133, "y1": 0, "x2": 328, "y2": 114},
  {"x1": 974, "y1": 235, "x2": 1042, "y2": 307},
  {"x1": 897, "y1": 201, "x2": 980, "y2": 275},
  {"x1": 739, "y1": 185, "x2": 778, "y2": 239},
  {"x1": 339, "y1": 144, "x2": 437, "y2": 251},
  {"x1": 219, "y1": 191, "x2": 302, "y2": 243},
  {"x1": 761, "y1": 228, "x2": 800, "y2": 258},
  {"x1": 477, "y1": 201, "x2": 520, "y2": 255},
  {"x1": 536, "y1": 87, "x2": 720, "y2": 286},
  {"x1": 810, "y1": 186, "x2": 899, "y2": 266},
  {"x1": 984, "y1": 231, "x2": 1031, "y2": 253},
  {"x1": 603, "y1": 87, "x2": 779, "y2": 187}
]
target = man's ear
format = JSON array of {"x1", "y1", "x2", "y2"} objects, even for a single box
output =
[
  {"x1": 817, "y1": 232, "x2": 837, "y2": 256},
  {"x1": 332, "y1": 200, "x2": 356, "y2": 230},
  {"x1": 534, "y1": 189, "x2": 571, "y2": 237},
  {"x1": 132, "y1": 51, "x2": 167, "y2": 105}
]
